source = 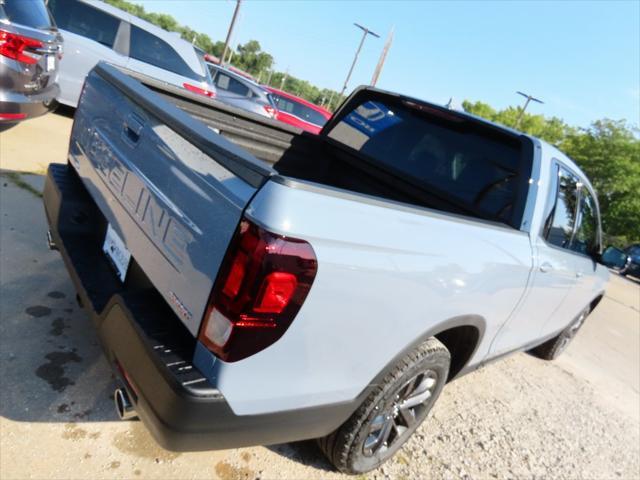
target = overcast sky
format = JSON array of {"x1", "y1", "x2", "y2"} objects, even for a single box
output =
[{"x1": 136, "y1": 0, "x2": 640, "y2": 128}]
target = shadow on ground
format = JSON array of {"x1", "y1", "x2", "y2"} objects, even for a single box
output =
[{"x1": 1, "y1": 171, "x2": 118, "y2": 424}]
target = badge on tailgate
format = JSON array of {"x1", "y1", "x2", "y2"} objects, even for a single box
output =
[{"x1": 103, "y1": 224, "x2": 131, "y2": 282}]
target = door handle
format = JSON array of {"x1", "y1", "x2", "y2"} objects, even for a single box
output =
[
  {"x1": 576, "y1": 271, "x2": 583, "y2": 278},
  {"x1": 539, "y1": 262, "x2": 553, "y2": 273},
  {"x1": 122, "y1": 113, "x2": 144, "y2": 145}
]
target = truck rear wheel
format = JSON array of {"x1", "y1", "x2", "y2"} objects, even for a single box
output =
[
  {"x1": 530, "y1": 306, "x2": 590, "y2": 360},
  {"x1": 317, "y1": 337, "x2": 450, "y2": 474}
]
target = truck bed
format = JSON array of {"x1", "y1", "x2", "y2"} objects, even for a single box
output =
[{"x1": 137, "y1": 71, "x2": 532, "y2": 226}]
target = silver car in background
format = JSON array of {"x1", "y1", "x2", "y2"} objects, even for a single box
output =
[
  {"x1": 207, "y1": 62, "x2": 276, "y2": 118},
  {"x1": 48, "y1": 0, "x2": 215, "y2": 107},
  {"x1": 0, "y1": 0, "x2": 62, "y2": 123}
]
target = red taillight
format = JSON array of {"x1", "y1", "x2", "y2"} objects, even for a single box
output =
[
  {"x1": 199, "y1": 218, "x2": 317, "y2": 362},
  {"x1": 263, "y1": 105, "x2": 276, "y2": 118},
  {"x1": 0, "y1": 113, "x2": 27, "y2": 121},
  {"x1": 0, "y1": 30, "x2": 43, "y2": 65},
  {"x1": 183, "y1": 83, "x2": 216, "y2": 98}
]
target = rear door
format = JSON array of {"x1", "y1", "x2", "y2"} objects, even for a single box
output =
[
  {"x1": 69, "y1": 63, "x2": 273, "y2": 334},
  {"x1": 561, "y1": 177, "x2": 602, "y2": 317},
  {"x1": 48, "y1": 0, "x2": 128, "y2": 107},
  {"x1": 492, "y1": 163, "x2": 581, "y2": 353}
]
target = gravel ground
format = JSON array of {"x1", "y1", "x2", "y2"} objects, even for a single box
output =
[
  {"x1": 211, "y1": 352, "x2": 639, "y2": 480},
  {"x1": 1, "y1": 114, "x2": 639, "y2": 480}
]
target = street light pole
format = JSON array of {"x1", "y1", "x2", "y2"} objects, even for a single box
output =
[
  {"x1": 220, "y1": 0, "x2": 242, "y2": 66},
  {"x1": 339, "y1": 23, "x2": 380, "y2": 98},
  {"x1": 515, "y1": 91, "x2": 543, "y2": 128}
]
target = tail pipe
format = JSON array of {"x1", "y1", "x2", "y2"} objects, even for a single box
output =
[
  {"x1": 46, "y1": 230, "x2": 58, "y2": 251},
  {"x1": 114, "y1": 388, "x2": 137, "y2": 421}
]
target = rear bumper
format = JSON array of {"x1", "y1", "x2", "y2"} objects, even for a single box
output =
[
  {"x1": 43, "y1": 163, "x2": 357, "y2": 451},
  {"x1": 0, "y1": 83, "x2": 59, "y2": 121}
]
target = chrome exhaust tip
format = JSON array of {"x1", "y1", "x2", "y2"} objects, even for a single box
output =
[
  {"x1": 46, "y1": 230, "x2": 58, "y2": 251},
  {"x1": 114, "y1": 388, "x2": 137, "y2": 421}
]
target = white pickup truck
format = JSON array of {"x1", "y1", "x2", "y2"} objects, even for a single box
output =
[{"x1": 43, "y1": 63, "x2": 610, "y2": 474}]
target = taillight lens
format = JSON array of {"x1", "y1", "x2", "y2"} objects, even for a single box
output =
[
  {"x1": 0, "y1": 30, "x2": 43, "y2": 65},
  {"x1": 263, "y1": 105, "x2": 276, "y2": 118},
  {"x1": 0, "y1": 113, "x2": 27, "y2": 121},
  {"x1": 199, "y1": 218, "x2": 317, "y2": 362},
  {"x1": 183, "y1": 83, "x2": 216, "y2": 98}
]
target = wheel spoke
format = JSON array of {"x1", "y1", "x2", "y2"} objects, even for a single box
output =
[
  {"x1": 401, "y1": 388, "x2": 432, "y2": 409},
  {"x1": 368, "y1": 414, "x2": 386, "y2": 434},
  {"x1": 400, "y1": 373, "x2": 436, "y2": 409},
  {"x1": 397, "y1": 405, "x2": 417, "y2": 427},
  {"x1": 378, "y1": 417, "x2": 394, "y2": 447}
]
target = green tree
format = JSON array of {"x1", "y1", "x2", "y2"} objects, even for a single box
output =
[
  {"x1": 561, "y1": 120, "x2": 640, "y2": 241},
  {"x1": 465, "y1": 101, "x2": 639, "y2": 242},
  {"x1": 233, "y1": 41, "x2": 273, "y2": 76}
]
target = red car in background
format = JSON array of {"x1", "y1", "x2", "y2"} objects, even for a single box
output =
[{"x1": 265, "y1": 87, "x2": 332, "y2": 134}]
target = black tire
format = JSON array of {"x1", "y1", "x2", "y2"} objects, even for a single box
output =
[
  {"x1": 530, "y1": 306, "x2": 590, "y2": 360},
  {"x1": 317, "y1": 337, "x2": 450, "y2": 474}
]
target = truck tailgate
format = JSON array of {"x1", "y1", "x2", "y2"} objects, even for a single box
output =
[{"x1": 68, "y1": 63, "x2": 274, "y2": 335}]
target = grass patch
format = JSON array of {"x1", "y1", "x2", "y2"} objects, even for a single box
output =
[{"x1": 1, "y1": 171, "x2": 42, "y2": 198}]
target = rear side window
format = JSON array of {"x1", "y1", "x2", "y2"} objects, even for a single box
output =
[
  {"x1": 129, "y1": 25, "x2": 202, "y2": 81},
  {"x1": 0, "y1": 0, "x2": 54, "y2": 28},
  {"x1": 49, "y1": 0, "x2": 119, "y2": 47},
  {"x1": 327, "y1": 99, "x2": 526, "y2": 225},
  {"x1": 271, "y1": 94, "x2": 328, "y2": 127},
  {"x1": 214, "y1": 72, "x2": 250, "y2": 96},
  {"x1": 545, "y1": 167, "x2": 579, "y2": 250}
]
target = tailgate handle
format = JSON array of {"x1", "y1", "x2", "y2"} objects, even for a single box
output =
[{"x1": 123, "y1": 114, "x2": 144, "y2": 145}]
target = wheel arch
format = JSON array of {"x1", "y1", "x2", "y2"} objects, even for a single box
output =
[{"x1": 362, "y1": 314, "x2": 486, "y2": 394}]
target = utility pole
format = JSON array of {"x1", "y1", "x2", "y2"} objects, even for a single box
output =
[
  {"x1": 280, "y1": 68, "x2": 289, "y2": 90},
  {"x1": 515, "y1": 91, "x2": 543, "y2": 128},
  {"x1": 371, "y1": 25, "x2": 394, "y2": 87},
  {"x1": 220, "y1": 0, "x2": 242, "y2": 66},
  {"x1": 327, "y1": 90, "x2": 335, "y2": 110},
  {"x1": 266, "y1": 69, "x2": 273, "y2": 85},
  {"x1": 340, "y1": 23, "x2": 380, "y2": 98}
]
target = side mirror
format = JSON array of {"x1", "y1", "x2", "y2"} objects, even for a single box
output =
[{"x1": 598, "y1": 245, "x2": 628, "y2": 269}]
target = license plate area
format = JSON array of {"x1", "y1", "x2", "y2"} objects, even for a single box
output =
[
  {"x1": 103, "y1": 224, "x2": 131, "y2": 282},
  {"x1": 46, "y1": 55, "x2": 55, "y2": 72}
]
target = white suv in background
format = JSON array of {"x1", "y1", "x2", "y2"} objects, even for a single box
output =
[{"x1": 48, "y1": 0, "x2": 215, "y2": 107}]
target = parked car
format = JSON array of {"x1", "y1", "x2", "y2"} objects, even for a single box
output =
[
  {"x1": 44, "y1": 63, "x2": 609, "y2": 475},
  {"x1": 0, "y1": 0, "x2": 62, "y2": 123},
  {"x1": 207, "y1": 62, "x2": 276, "y2": 118},
  {"x1": 265, "y1": 86, "x2": 332, "y2": 133},
  {"x1": 602, "y1": 243, "x2": 640, "y2": 278},
  {"x1": 47, "y1": 0, "x2": 215, "y2": 107}
]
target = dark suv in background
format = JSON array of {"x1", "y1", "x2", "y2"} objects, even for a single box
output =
[
  {"x1": 619, "y1": 244, "x2": 640, "y2": 278},
  {"x1": 0, "y1": 0, "x2": 62, "y2": 123}
]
